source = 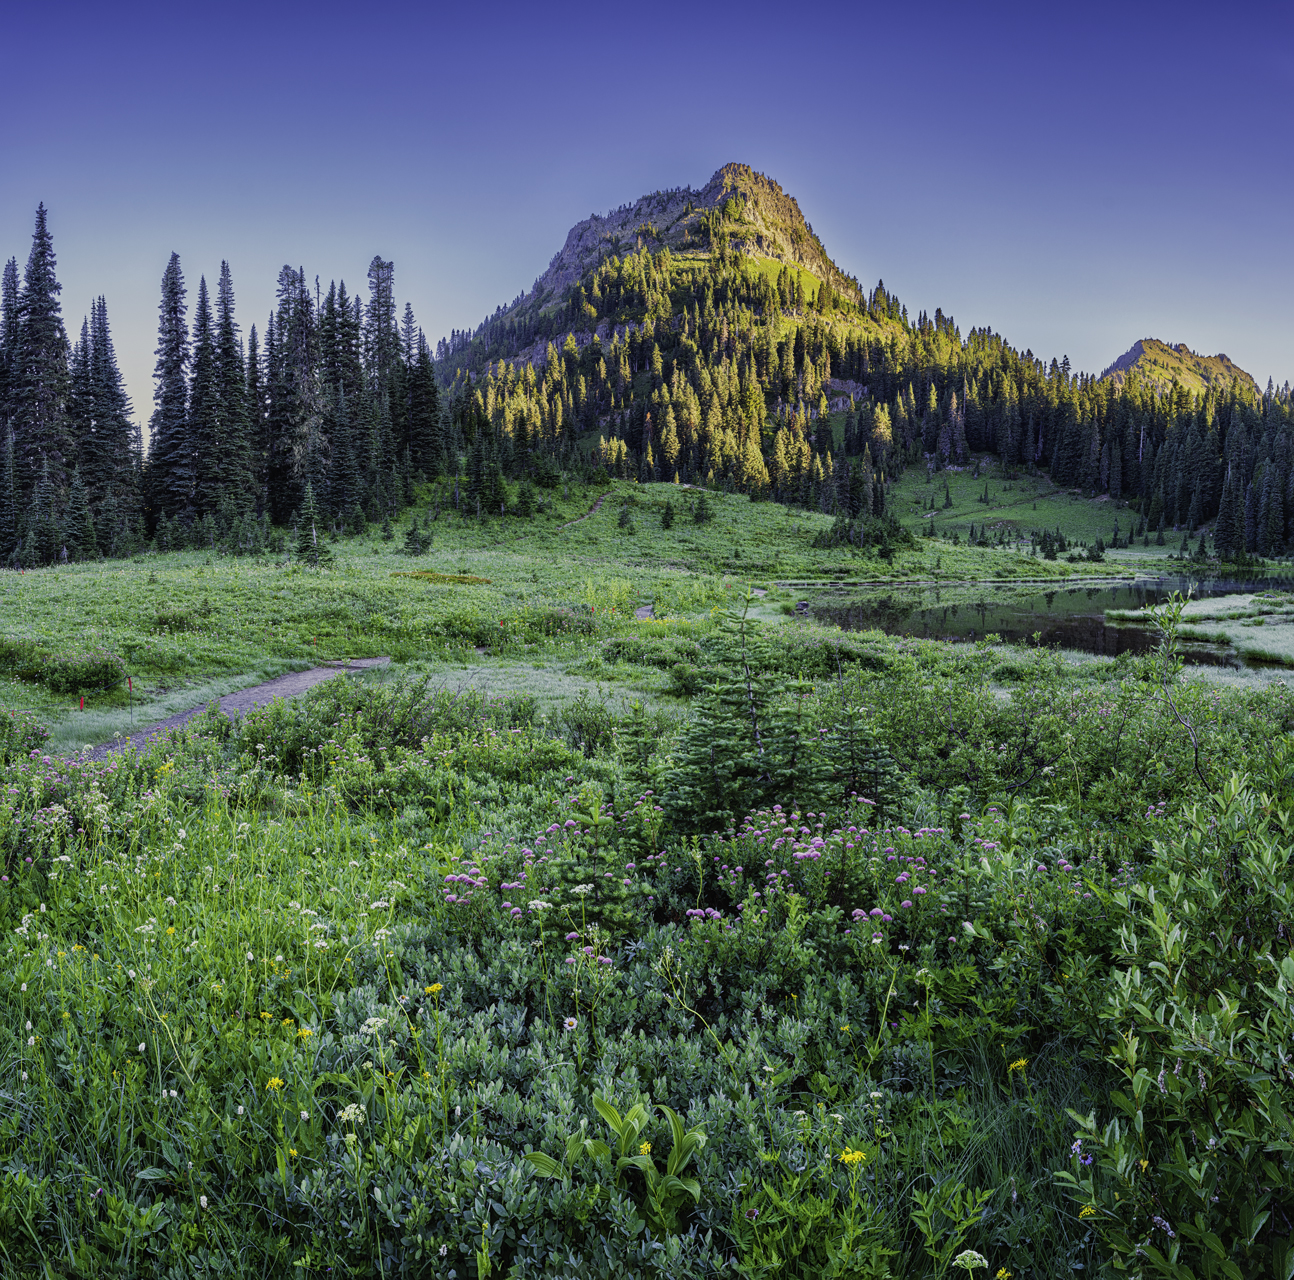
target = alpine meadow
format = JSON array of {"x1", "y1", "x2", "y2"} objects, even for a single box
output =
[{"x1": 2, "y1": 156, "x2": 1294, "y2": 1280}]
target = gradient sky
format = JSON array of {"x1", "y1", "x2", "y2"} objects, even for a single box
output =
[{"x1": 1, "y1": 0, "x2": 1290, "y2": 430}]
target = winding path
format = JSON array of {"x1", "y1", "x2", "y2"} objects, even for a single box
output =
[
  {"x1": 78, "y1": 657, "x2": 390, "y2": 761},
  {"x1": 556, "y1": 492, "x2": 608, "y2": 529}
]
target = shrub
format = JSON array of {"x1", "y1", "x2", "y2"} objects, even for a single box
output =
[
  {"x1": 38, "y1": 648, "x2": 127, "y2": 694},
  {"x1": 0, "y1": 706, "x2": 48, "y2": 764}
]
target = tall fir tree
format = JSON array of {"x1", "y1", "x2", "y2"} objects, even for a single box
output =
[
  {"x1": 0, "y1": 428, "x2": 17, "y2": 558},
  {"x1": 214, "y1": 262, "x2": 252, "y2": 511},
  {"x1": 147, "y1": 253, "x2": 191, "y2": 522},
  {"x1": 88, "y1": 298, "x2": 141, "y2": 548},
  {"x1": 189, "y1": 277, "x2": 218, "y2": 514},
  {"x1": 13, "y1": 205, "x2": 72, "y2": 504},
  {"x1": 0, "y1": 257, "x2": 20, "y2": 437}
]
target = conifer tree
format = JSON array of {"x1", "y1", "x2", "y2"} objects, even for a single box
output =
[
  {"x1": 408, "y1": 338, "x2": 442, "y2": 476},
  {"x1": 0, "y1": 428, "x2": 17, "y2": 557},
  {"x1": 402, "y1": 513, "x2": 425, "y2": 555},
  {"x1": 87, "y1": 299, "x2": 139, "y2": 522},
  {"x1": 13, "y1": 205, "x2": 72, "y2": 502},
  {"x1": 294, "y1": 481, "x2": 332, "y2": 568},
  {"x1": 215, "y1": 262, "x2": 252, "y2": 511},
  {"x1": 189, "y1": 277, "x2": 218, "y2": 513},
  {"x1": 64, "y1": 467, "x2": 95, "y2": 560},
  {"x1": 147, "y1": 253, "x2": 191, "y2": 521},
  {"x1": 28, "y1": 459, "x2": 59, "y2": 565}
]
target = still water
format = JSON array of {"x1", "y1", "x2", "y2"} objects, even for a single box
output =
[{"x1": 813, "y1": 574, "x2": 1294, "y2": 661}]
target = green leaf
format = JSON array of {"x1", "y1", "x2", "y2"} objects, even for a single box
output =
[{"x1": 522, "y1": 1151, "x2": 563, "y2": 1179}]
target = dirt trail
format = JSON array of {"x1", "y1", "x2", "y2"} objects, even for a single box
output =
[
  {"x1": 78, "y1": 657, "x2": 390, "y2": 761},
  {"x1": 557, "y1": 492, "x2": 608, "y2": 529}
]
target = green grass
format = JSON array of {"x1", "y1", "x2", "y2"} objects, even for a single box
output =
[
  {"x1": 886, "y1": 453, "x2": 1166, "y2": 566},
  {"x1": 1107, "y1": 590, "x2": 1294, "y2": 668},
  {"x1": 2, "y1": 475, "x2": 1152, "y2": 747}
]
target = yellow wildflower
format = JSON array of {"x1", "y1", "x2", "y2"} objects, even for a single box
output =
[
  {"x1": 289, "y1": 1148, "x2": 298, "y2": 1157},
  {"x1": 427, "y1": 983, "x2": 443, "y2": 995},
  {"x1": 1138, "y1": 1158, "x2": 1149, "y2": 1172},
  {"x1": 839, "y1": 1147, "x2": 867, "y2": 1167},
  {"x1": 266, "y1": 1077, "x2": 285, "y2": 1091},
  {"x1": 260, "y1": 1012, "x2": 272, "y2": 1021},
  {"x1": 997, "y1": 1270, "x2": 1012, "y2": 1280},
  {"x1": 1008, "y1": 1058, "x2": 1028, "y2": 1073},
  {"x1": 1079, "y1": 1204, "x2": 1098, "y2": 1219},
  {"x1": 297, "y1": 1028, "x2": 313, "y2": 1039},
  {"x1": 639, "y1": 1141, "x2": 651, "y2": 1155}
]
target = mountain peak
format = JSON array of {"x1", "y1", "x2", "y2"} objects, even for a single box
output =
[
  {"x1": 1100, "y1": 337, "x2": 1257, "y2": 396},
  {"x1": 523, "y1": 163, "x2": 858, "y2": 310}
]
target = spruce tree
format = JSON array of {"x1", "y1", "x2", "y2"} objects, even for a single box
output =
[
  {"x1": 189, "y1": 277, "x2": 218, "y2": 515},
  {"x1": 294, "y1": 481, "x2": 332, "y2": 568},
  {"x1": 29, "y1": 460, "x2": 59, "y2": 565},
  {"x1": 215, "y1": 262, "x2": 252, "y2": 512},
  {"x1": 147, "y1": 253, "x2": 191, "y2": 521},
  {"x1": 0, "y1": 428, "x2": 17, "y2": 557},
  {"x1": 408, "y1": 338, "x2": 443, "y2": 476},
  {"x1": 402, "y1": 513, "x2": 425, "y2": 555},
  {"x1": 87, "y1": 298, "x2": 140, "y2": 543},
  {"x1": 64, "y1": 467, "x2": 95, "y2": 560},
  {"x1": 13, "y1": 205, "x2": 72, "y2": 503}
]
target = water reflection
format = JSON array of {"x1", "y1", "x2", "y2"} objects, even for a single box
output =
[{"x1": 814, "y1": 573, "x2": 1294, "y2": 665}]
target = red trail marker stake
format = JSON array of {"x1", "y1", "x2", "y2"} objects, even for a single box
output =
[{"x1": 80, "y1": 696, "x2": 84, "y2": 712}]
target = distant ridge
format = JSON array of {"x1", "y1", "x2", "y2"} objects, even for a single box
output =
[{"x1": 1101, "y1": 338, "x2": 1257, "y2": 396}]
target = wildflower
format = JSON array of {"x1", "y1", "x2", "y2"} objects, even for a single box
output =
[
  {"x1": 297, "y1": 1028, "x2": 313, "y2": 1039},
  {"x1": 639, "y1": 1141, "x2": 651, "y2": 1155},
  {"x1": 1138, "y1": 1158, "x2": 1149, "y2": 1172},
  {"x1": 1008, "y1": 1058, "x2": 1028, "y2": 1074},
  {"x1": 200, "y1": 1195, "x2": 208, "y2": 1209},
  {"x1": 301, "y1": 1110, "x2": 310, "y2": 1120},
  {"x1": 289, "y1": 1147, "x2": 298, "y2": 1157},
  {"x1": 426, "y1": 983, "x2": 443, "y2": 995},
  {"x1": 563, "y1": 1016, "x2": 578, "y2": 1031},
  {"x1": 260, "y1": 1012, "x2": 272, "y2": 1021},
  {"x1": 996, "y1": 1271, "x2": 1012, "y2": 1280},
  {"x1": 952, "y1": 1251, "x2": 988, "y2": 1272},
  {"x1": 338, "y1": 1103, "x2": 365, "y2": 1126},
  {"x1": 237, "y1": 1105, "x2": 245, "y2": 1115},
  {"x1": 839, "y1": 1147, "x2": 867, "y2": 1167},
  {"x1": 266, "y1": 1076, "x2": 285, "y2": 1091},
  {"x1": 1079, "y1": 1204, "x2": 1098, "y2": 1219}
]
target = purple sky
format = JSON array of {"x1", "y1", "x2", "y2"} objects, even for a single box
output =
[{"x1": 2, "y1": 0, "x2": 1290, "y2": 427}]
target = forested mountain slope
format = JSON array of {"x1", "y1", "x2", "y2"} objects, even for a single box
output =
[{"x1": 438, "y1": 164, "x2": 1292, "y2": 559}]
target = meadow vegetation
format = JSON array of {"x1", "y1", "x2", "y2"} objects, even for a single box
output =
[{"x1": 1, "y1": 503, "x2": 1293, "y2": 1279}]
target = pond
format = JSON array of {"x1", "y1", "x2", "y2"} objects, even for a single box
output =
[{"x1": 812, "y1": 573, "x2": 1294, "y2": 663}]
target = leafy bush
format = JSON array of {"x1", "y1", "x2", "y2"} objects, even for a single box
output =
[
  {"x1": 37, "y1": 648, "x2": 127, "y2": 694},
  {"x1": 0, "y1": 637, "x2": 126, "y2": 693},
  {"x1": 0, "y1": 705, "x2": 49, "y2": 764}
]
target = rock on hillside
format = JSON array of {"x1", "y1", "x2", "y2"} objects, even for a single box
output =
[
  {"x1": 526, "y1": 163, "x2": 861, "y2": 308},
  {"x1": 1100, "y1": 338, "x2": 1257, "y2": 396}
]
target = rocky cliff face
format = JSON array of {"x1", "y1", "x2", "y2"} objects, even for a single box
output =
[{"x1": 524, "y1": 163, "x2": 860, "y2": 308}]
